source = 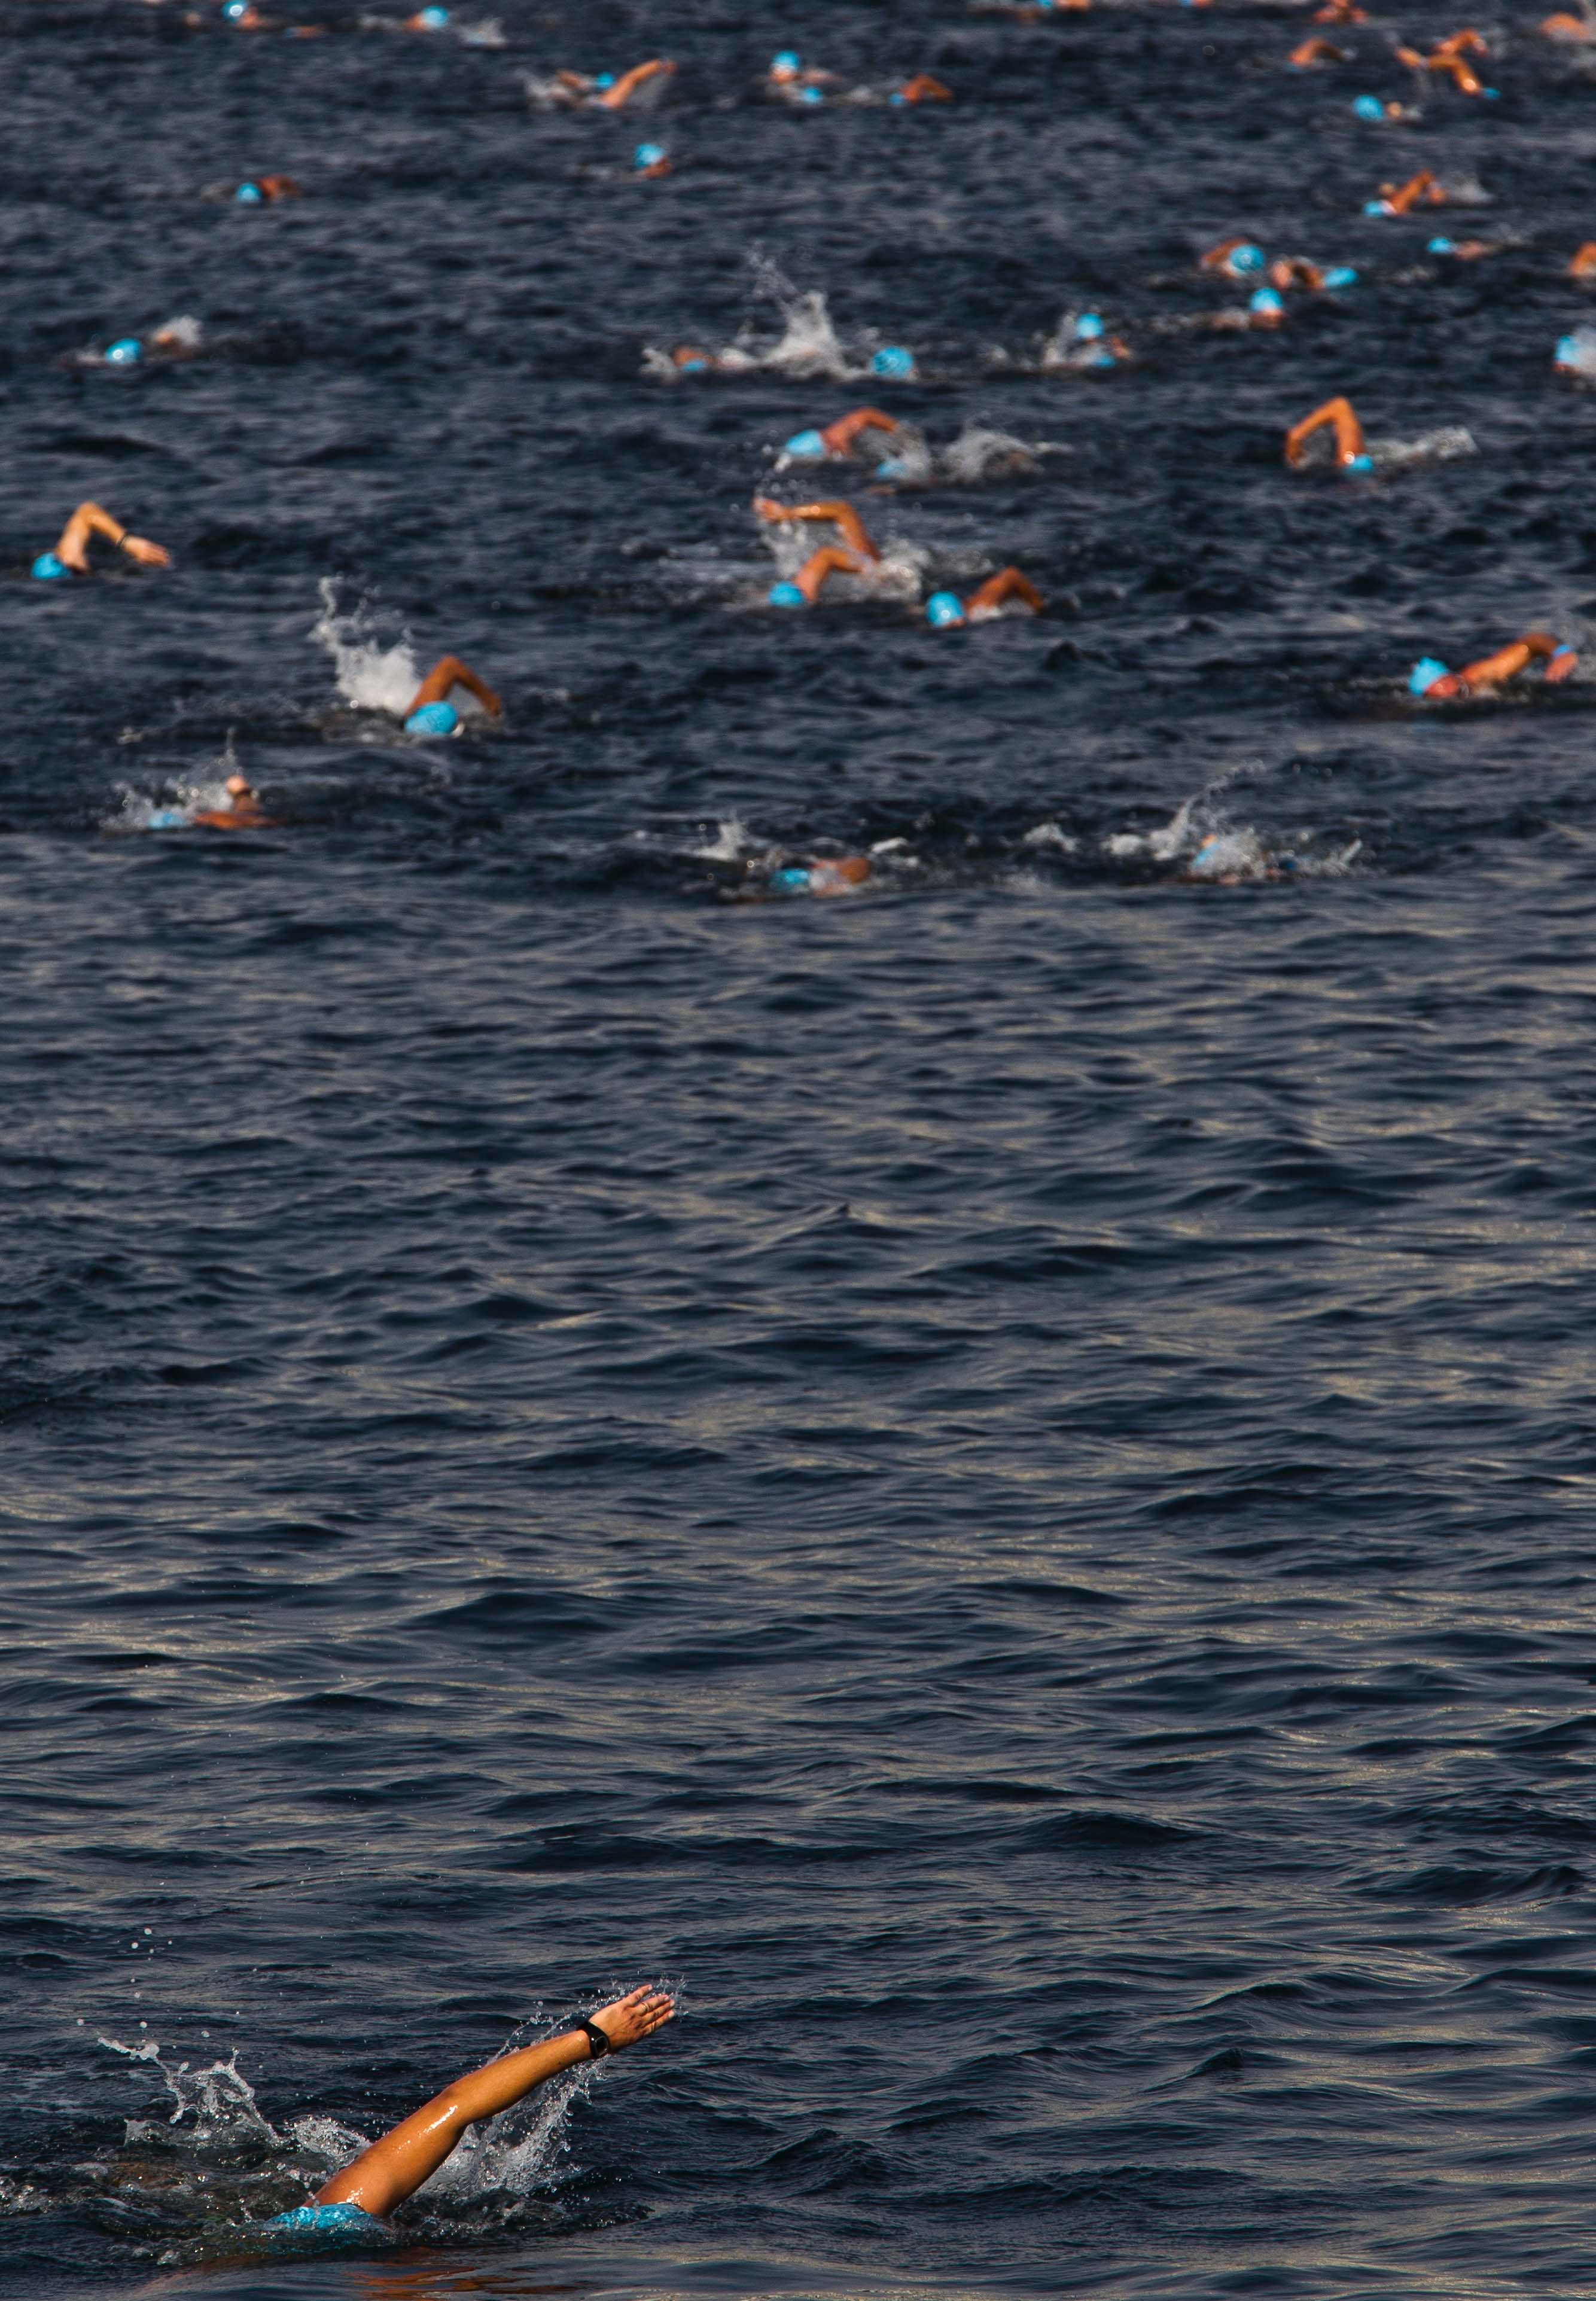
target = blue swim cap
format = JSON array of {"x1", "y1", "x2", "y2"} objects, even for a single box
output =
[
  {"x1": 1409, "y1": 656, "x2": 1449, "y2": 696},
  {"x1": 1229, "y1": 243, "x2": 1265, "y2": 275},
  {"x1": 1482, "y1": 84, "x2": 1499, "y2": 96},
  {"x1": 872, "y1": 345, "x2": 916, "y2": 378},
  {"x1": 1557, "y1": 334, "x2": 1585, "y2": 367},
  {"x1": 1362, "y1": 199, "x2": 1392, "y2": 217},
  {"x1": 782, "y1": 428, "x2": 826, "y2": 458},
  {"x1": 236, "y1": 181, "x2": 264, "y2": 203},
  {"x1": 890, "y1": 89, "x2": 906, "y2": 103},
  {"x1": 593, "y1": 71, "x2": 615, "y2": 89},
  {"x1": 1323, "y1": 264, "x2": 1359, "y2": 287},
  {"x1": 1427, "y1": 236, "x2": 1454, "y2": 254},
  {"x1": 769, "y1": 866, "x2": 812, "y2": 892},
  {"x1": 799, "y1": 84, "x2": 824, "y2": 103},
  {"x1": 404, "y1": 700, "x2": 459, "y2": 736},
  {"x1": 635, "y1": 142, "x2": 666, "y2": 169},
  {"x1": 417, "y1": 3, "x2": 448, "y2": 21},
  {"x1": 31, "y1": 552, "x2": 71, "y2": 581},
  {"x1": 875, "y1": 456, "x2": 910, "y2": 479},
  {"x1": 1249, "y1": 288, "x2": 1284, "y2": 314},
  {"x1": 1353, "y1": 93, "x2": 1386, "y2": 119},
  {"x1": 772, "y1": 50, "x2": 801, "y2": 71},
  {"x1": 1075, "y1": 312, "x2": 1105, "y2": 340},
  {"x1": 767, "y1": 581, "x2": 808, "y2": 608},
  {"x1": 925, "y1": 590, "x2": 966, "y2": 627},
  {"x1": 1342, "y1": 453, "x2": 1374, "y2": 475},
  {"x1": 146, "y1": 807, "x2": 190, "y2": 830},
  {"x1": 223, "y1": 1, "x2": 250, "y2": 16},
  {"x1": 105, "y1": 337, "x2": 143, "y2": 365},
  {"x1": 678, "y1": 355, "x2": 708, "y2": 373}
]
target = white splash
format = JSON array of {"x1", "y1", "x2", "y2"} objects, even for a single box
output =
[
  {"x1": 310, "y1": 578, "x2": 421, "y2": 714},
  {"x1": 99, "y1": 2034, "x2": 282, "y2": 2148}
]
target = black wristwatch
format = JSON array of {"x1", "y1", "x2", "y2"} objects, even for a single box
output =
[{"x1": 578, "y1": 2019, "x2": 611, "y2": 2059}]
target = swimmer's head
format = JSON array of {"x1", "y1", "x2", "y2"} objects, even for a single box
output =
[
  {"x1": 105, "y1": 337, "x2": 144, "y2": 365},
  {"x1": 871, "y1": 345, "x2": 916, "y2": 379},
  {"x1": 223, "y1": 1, "x2": 251, "y2": 17},
  {"x1": 782, "y1": 428, "x2": 827, "y2": 459},
  {"x1": 767, "y1": 581, "x2": 808, "y2": 608},
  {"x1": 1322, "y1": 264, "x2": 1359, "y2": 288},
  {"x1": 799, "y1": 84, "x2": 824, "y2": 103},
  {"x1": 925, "y1": 590, "x2": 967, "y2": 628},
  {"x1": 1362, "y1": 199, "x2": 1393, "y2": 217},
  {"x1": 770, "y1": 50, "x2": 802, "y2": 75},
  {"x1": 1353, "y1": 93, "x2": 1387, "y2": 118},
  {"x1": 1074, "y1": 312, "x2": 1105, "y2": 340},
  {"x1": 1248, "y1": 288, "x2": 1284, "y2": 316},
  {"x1": 404, "y1": 700, "x2": 459, "y2": 736},
  {"x1": 593, "y1": 71, "x2": 616, "y2": 88},
  {"x1": 768, "y1": 865, "x2": 812, "y2": 892},
  {"x1": 1409, "y1": 656, "x2": 1450, "y2": 695},
  {"x1": 224, "y1": 774, "x2": 253, "y2": 799},
  {"x1": 875, "y1": 456, "x2": 910, "y2": 479},
  {"x1": 1228, "y1": 243, "x2": 1265, "y2": 275},
  {"x1": 416, "y1": 4, "x2": 449, "y2": 21},
  {"x1": 1427, "y1": 235, "x2": 1454, "y2": 254},
  {"x1": 634, "y1": 142, "x2": 667, "y2": 169},
  {"x1": 235, "y1": 181, "x2": 264, "y2": 203},
  {"x1": 1341, "y1": 452, "x2": 1375, "y2": 475},
  {"x1": 31, "y1": 551, "x2": 71, "y2": 581}
]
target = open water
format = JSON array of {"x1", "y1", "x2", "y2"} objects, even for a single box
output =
[{"x1": 8, "y1": 1, "x2": 1596, "y2": 2296}]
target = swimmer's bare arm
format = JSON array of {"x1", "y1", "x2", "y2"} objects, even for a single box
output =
[
  {"x1": 820, "y1": 407, "x2": 901, "y2": 454},
  {"x1": 790, "y1": 544, "x2": 872, "y2": 602},
  {"x1": 965, "y1": 567, "x2": 1045, "y2": 614},
  {"x1": 751, "y1": 497, "x2": 880, "y2": 558},
  {"x1": 56, "y1": 501, "x2": 170, "y2": 571},
  {"x1": 409, "y1": 656, "x2": 504, "y2": 717},
  {"x1": 597, "y1": 57, "x2": 674, "y2": 107},
  {"x1": 313, "y1": 1987, "x2": 675, "y2": 2220},
  {"x1": 1283, "y1": 396, "x2": 1364, "y2": 467}
]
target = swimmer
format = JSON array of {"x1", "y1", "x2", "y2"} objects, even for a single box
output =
[
  {"x1": 1283, "y1": 395, "x2": 1371, "y2": 474},
  {"x1": 756, "y1": 496, "x2": 883, "y2": 605},
  {"x1": 778, "y1": 407, "x2": 906, "y2": 465},
  {"x1": 1199, "y1": 237, "x2": 1267, "y2": 280},
  {"x1": 660, "y1": 345, "x2": 756, "y2": 377},
  {"x1": 1554, "y1": 325, "x2": 1596, "y2": 375},
  {"x1": 1409, "y1": 632, "x2": 1577, "y2": 700},
  {"x1": 1363, "y1": 167, "x2": 1444, "y2": 214},
  {"x1": 32, "y1": 501, "x2": 170, "y2": 581},
  {"x1": 400, "y1": 656, "x2": 502, "y2": 736},
  {"x1": 1041, "y1": 312, "x2": 1132, "y2": 370},
  {"x1": 232, "y1": 175, "x2": 303, "y2": 203},
  {"x1": 924, "y1": 569, "x2": 1046, "y2": 625},
  {"x1": 633, "y1": 142, "x2": 671, "y2": 178},
  {"x1": 765, "y1": 51, "x2": 840, "y2": 99},
  {"x1": 71, "y1": 319, "x2": 205, "y2": 368},
  {"x1": 888, "y1": 74, "x2": 954, "y2": 102},
  {"x1": 267, "y1": 1988, "x2": 675, "y2": 2238},
  {"x1": 1351, "y1": 93, "x2": 1410, "y2": 117},
  {"x1": 1394, "y1": 36, "x2": 1493, "y2": 92},
  {"x1": 1210, "y1": 287, "x2": 1287, "y2": 329},
  {"x1": 1268, "y1": 255, "x2": 1360, "y2": 291},
  {"x1": 1426, "y1": 234, "x2": 1498, "y2": 258},
  {"x1": 1570, "y1": 241, "x2": 1596, "y2": 277},
  {"x1": 1290, "y1": 35, "x2": 1351, "y2": 64},
  {"x1": 190, "y1": 775, "x2": 277, "y2": 830},
  {"x1": 753, "y1": 854, "x2": 873, "y2": 896},
  {"x1": 537, "y1": 59, "x2": 675, "y2": 110}
]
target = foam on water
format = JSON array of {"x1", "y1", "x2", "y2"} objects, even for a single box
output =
[{"x1": 310, "y1": 578, "x2": 422, "y2": 715}]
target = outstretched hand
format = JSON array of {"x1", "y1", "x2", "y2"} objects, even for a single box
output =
[
  {"x1": 590, "y1": 1985, "x2": 676, "y2": 2052},
  {"x1": 123, "y1": 535, "x2": 171, "y2": 567}
]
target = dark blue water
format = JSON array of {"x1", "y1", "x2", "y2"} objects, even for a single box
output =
[{"x1": 9, "y1": 4, "x2": 1596, "y2": 2297}]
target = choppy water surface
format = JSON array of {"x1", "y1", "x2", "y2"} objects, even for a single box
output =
[{"x1": 8, "y1": 2, "x2": 1596, "y2": 2297}]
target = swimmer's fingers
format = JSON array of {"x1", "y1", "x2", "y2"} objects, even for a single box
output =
[
  {"x1": 591, "y1": 1983, "x2": 677, "y2": 2049},
  {"x1": 751, "y1": 496, "x2": 787, "y2": 523},
  {"x1": 123, "y1": 535, "x2": 171, "y2": 567}
]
